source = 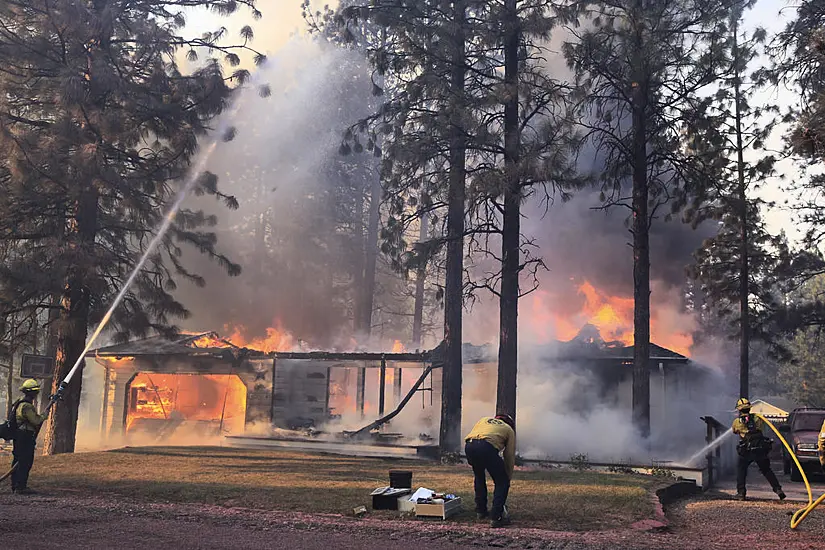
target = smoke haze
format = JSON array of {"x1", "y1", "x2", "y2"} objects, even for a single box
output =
[{"x1": 72, "y1": 3, "x2": 737, "y2": 466}]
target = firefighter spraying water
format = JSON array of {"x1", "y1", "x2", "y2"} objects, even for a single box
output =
[{"x1": 732, "y1": 398, "x2": 785, "y2": 501}]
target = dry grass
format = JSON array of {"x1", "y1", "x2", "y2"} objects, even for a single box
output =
[{"x1": 30, "y1": 446, "x2": 656, "y2": 530}]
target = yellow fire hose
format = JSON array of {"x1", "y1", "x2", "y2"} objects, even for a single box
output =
[{"x1": 755, "y1": 413, "x2": 825, "y2": 529}]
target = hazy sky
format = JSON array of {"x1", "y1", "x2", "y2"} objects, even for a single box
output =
[{"x1": 186, "y1": 0, "x2": 801, "y2": 240}]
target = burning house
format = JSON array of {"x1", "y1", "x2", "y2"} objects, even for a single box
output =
[
  {"x1": 85, "y1": 320, "x2": 725, "y2": 454},
  {"x1": 451, "y1": 325, "x2": 725, "y2": 439},
  {"x1": 88, "y1": 332, "x2": 434, "y2": 442}
]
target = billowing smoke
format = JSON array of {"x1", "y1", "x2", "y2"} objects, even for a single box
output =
[
  {"x1": 174, "y1": 38, "x2": 380, "y2": 348},
  {"x1": 74, "y1": 6, "x2": 736, "y2": 464}
]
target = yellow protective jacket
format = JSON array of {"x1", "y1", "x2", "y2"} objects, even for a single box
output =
[
  {"x1": 819, "y1": 420, "x2": 825, "y2": 466},
  {"x1": 732, "y1": 415, "x2": 766, "y2": 438},
  {"x1": 15, "y1": 400, "x2": 45, "y2": 434},
  {"x1": 465, "y1": 417, "x2": 516, "y2": 478}
]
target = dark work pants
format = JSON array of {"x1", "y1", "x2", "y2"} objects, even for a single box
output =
[
  {"x1": 465, "y1": 439, "x2": 510, "y2": 519},
  {"x1": 11, "y1": 432, "x2": 36, "y2": 491},
  {"x1": 736, "y1": 452, "x2": 780, "y2": 495}
]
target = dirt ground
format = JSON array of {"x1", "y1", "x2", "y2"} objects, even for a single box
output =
[
  {"x1": 2, "y1": 447, "x2": 825, "y2": 549},
  {"x1": 1, "y1": 490, "x2": 824, "y2": 550},
  {"x1": 14, "y1": 446, "x2": 657, "y2": 530}
]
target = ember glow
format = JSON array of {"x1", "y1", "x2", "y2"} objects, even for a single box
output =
[
  {"x1": 527, "y1": 279, "x2": 694, "y2": 356},
  {"x1": 391, "y1": 340, "x2": 405, "y2": 353}
]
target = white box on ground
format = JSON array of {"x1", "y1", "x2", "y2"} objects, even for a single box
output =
[
  {"x1": 397, "y1": 495, "x2": 416, "y2": 512},
  {"x1": 414, "y1": 497, "x2": 463, "y2": 519}
]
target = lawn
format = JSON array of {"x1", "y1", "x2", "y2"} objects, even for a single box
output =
[{"x1": 28, "y1": 446, "x2": 658, "y2": 531}]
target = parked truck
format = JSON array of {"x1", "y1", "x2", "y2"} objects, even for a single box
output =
[{"x1": 780, "y1": 408, "x2": 825, "y2": 482}]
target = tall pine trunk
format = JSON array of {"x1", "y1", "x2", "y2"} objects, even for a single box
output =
[
  {"x1": 440, "y1": 0, "x2": 467, "y2": 455},
  {"x1": 359, "y1": 172, "x2": 382, "y2": 337},
  {"x1": 496, "y1": 0, "x2": 520, "y2": 420},
  {"x1": 42, "y1": 188, "x2": 99, "y2": 455},
  {"x1": 4, "y1": 319, "x2": 13, "y2": 417},
  {"x1": 732, "y1": 17, "x2": 749, "y2": 399},
  {"x1": 630, "y1": 17, "x2": 650, "y2": 438},
  {"x1": 353, "y1": 176, "x2": 365, "y2": 332},
  {"x1": 412, "y1": 209, "x2": 429, "y2": 348}
]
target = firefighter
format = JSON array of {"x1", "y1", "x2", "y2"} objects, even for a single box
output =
[
  {"x1": 818, "y1": 418, "x2": 825, "y2": 471},
  {"x1": 732, "y1": 397, "x2": 785, "y2": 501},
  {"x1": 464, "y1": 414, "x2": 516, "y2": 528},
  {"x1": 11, "y1": 379, "x2": 47, "y2": 494}
]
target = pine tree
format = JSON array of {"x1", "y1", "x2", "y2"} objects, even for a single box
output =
[
  {"x1": 0, "y1": 0, "x2": 265, "y2": 454},
  {"x1": 683, "y1": 1, "x2": 781, "y2": 399},
  {"x1": 314, "y1": 1, "x2": 579, "y2": 434},
  {"x1": 767, "y1": 0, "x2": 825, "y2": 161},
  {"x1": 564, "y1": 0, "x2": 735, "y2": 436}
]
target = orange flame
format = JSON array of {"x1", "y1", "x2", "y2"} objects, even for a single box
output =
[
  {"x1": 189, "y1": 334, "x2": 234, "y2": 349},
  {"x1": 527, "y1": 279, "x2": 693, "y2": 357},
  {"x1": 223, "y1": 323, "x2": 294, "y2": 352},
  {"x1": 391, "y1": 340, "x2": 405, "y2": 353},
  {"x1": 126, "y1": 373, "x2": 247, "y2": 434}
]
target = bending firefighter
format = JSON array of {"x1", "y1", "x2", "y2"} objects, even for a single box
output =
[
  {"x1": 464, "y1": 415, "x2": 516, "y2": 528},
  {"x1": 10, "y1": 379, "x2": 47, "y2": 494},
  {"x1": 732, "y1": 398, "x2": 785, "y2": 501}
]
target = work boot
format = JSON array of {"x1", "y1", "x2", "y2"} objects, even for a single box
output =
[
  {"x1": 15, "y1": 487, "x2": 36, "y2": 495},
  {"x1": 735, "y1": 491, "x2": 746, "y2": 501},
  {"x1": 476, "y1": 511, "x2": 489, "y2": 520},
  {"x1": 490, "y1": 516, "x2": 511, "y2": 528},
  {"x1": 774, "y1": 487, "x2": 786, "y2": 501}
]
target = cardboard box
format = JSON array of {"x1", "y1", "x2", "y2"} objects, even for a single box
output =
[
  {"x1": 414, "y1": 497, "x2": 463, "y2": 519},
  {"x1": 397, "y1": 495, "x2": 416, "y2": 512}
]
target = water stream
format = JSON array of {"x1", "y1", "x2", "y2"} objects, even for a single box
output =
[
  {"x1": 61, "y1": 141, "x2": 219, "y2": 387},
  {"x1": 679, "y1": 427, "x2": 735, "y2": 467}
]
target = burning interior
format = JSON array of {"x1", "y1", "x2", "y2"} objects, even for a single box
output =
[{"x1": 125, "y1": 373, "x2": 247, "y2": 437}]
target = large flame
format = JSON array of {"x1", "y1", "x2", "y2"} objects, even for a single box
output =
[
  {"x1": 223, "y1": 323, "x2": 294, "y2": 352},
  {"x1": 527, "y1": 279, "x2": 693, "y2": 357},
  {"x1": 126, "y1": 373, "x2": 247, "y2": 434}
]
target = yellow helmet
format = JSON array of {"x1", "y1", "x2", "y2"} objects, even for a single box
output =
[
  {"x1": 736, "y1": 397, "x2": 751, "y2": 411},
  {"x1": 19, "y1": 379, "x2": 41, "y2": 393}
]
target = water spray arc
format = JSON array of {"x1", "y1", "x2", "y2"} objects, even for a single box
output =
[
  {"x1": 681, "y1": 427, "x2": 734, "y2": 467},
  {"x1": 756, "y1": 414, "x2": 825, "y2": 530},
  {"x1": 0, "y1": 139, "x2": 223, "y2": 483},
  {"x1": 44, "y1": 65, "x2": 270, "y2": 409},
  {"x1": 48, "y1": 141, "x2": 219, "y2": 409}
]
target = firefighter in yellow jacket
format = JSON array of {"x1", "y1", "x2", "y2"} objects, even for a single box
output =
[
  {"x1": 464, "y1": 415, "x2": 516, "y2": 528},
  {"x1": 818, "y1": 419, "x2": 825, "y2": 470},
  {"x1": 11, "y1": 379, "x2": 47, "y2": 494},
  {"x1": 732, "y1": 398, "x2": 785, "y2": 501}
]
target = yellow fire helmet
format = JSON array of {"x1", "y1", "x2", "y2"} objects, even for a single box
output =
[
  {"x1": 736, "y1": 397, "x2": 752, "y2": 411},
  {"x1": 19, "y1": 379, "x2": 41, "y2": 393}
]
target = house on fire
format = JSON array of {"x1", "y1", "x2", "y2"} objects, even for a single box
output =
[
  {"x1": 86, "y1": 326, "x2": 725, "y2": 442},
  {"x1": 87, "y1": 332, "x2": 434, "y2": 440}
]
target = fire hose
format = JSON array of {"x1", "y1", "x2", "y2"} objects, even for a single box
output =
[{"x1": 755, "y1": 413, "x2": 825, "y2": 529}]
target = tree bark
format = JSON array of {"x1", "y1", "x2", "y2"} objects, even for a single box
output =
[
  {"x1": 732, "y1": 16, "x2": 749, "y2": 400},
  {"x1": 631, "y1": 12, "x2": 650, "y2": 439},
  {"x1": 352, "y1": 173, "x2": 365, "y2": 332},
  {"x1": 496, "y1": 0, "x2": 520, "y2": 421},
  {"x1": 412, "y1": 209, "x2": 429, "y2": 348},
  {"x1": 440, "y1": 0, "x2": 467, "y2": 455},
  {"x1": 5, "y1": 321, "x2": 14, "y2": 418},
  {"x1": 42, "y1": 188, "x2": 99, "y2": 455},
  {"x1": 359, "y1": 171, "x2": 381, "y2": 337}
]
